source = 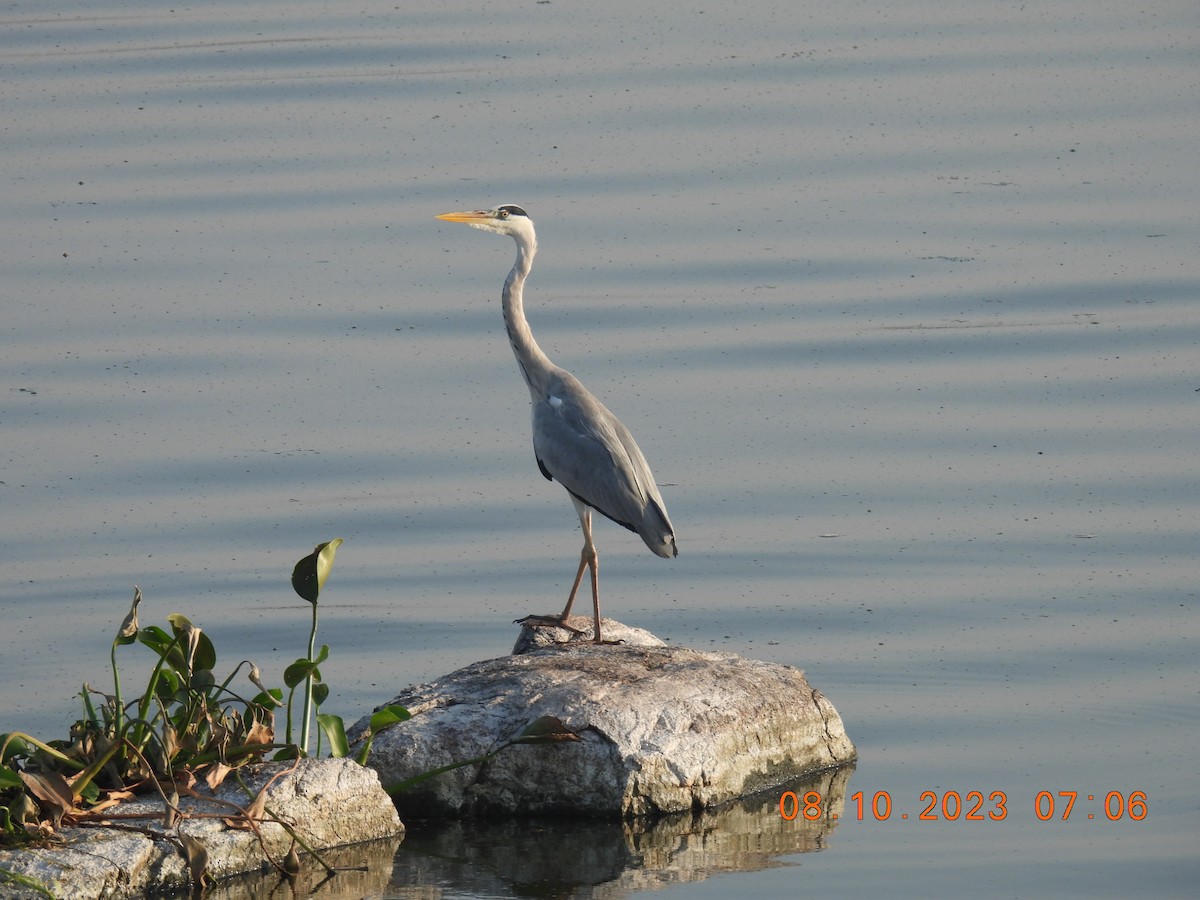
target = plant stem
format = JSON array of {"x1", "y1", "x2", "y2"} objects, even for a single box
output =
[
  {"x1": 285, "y1": 686, "x2": 295, "y2": 745},
  {"x1": 111, "y1": 640, "x2": 125, "y2": 738},
  {"x1": 299, "y1": 599, "x2": 318, "y2": 755},
  {"x1": 2, "y1": 732, "x2": 85, "y2": 771},
  {"x1": 385, "y1": 750, "x2": 499, "y2": 795},
  {"x1": 132, "y1": 632, "x2": 185, "y2": 754},
  {"x1": 81, "y1": 687, "x2": 101, "y2": 730}
]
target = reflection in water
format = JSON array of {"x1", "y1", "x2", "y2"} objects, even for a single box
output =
[
  {"x1": 204, "y1": 838, "x2": 401, "y2": 900},
  {"x1": 184, "y1": 768, "x2": 853, "y2": 898},
  {"x1": 387, "y1": 767, "x2": 853, "y2": 898}
]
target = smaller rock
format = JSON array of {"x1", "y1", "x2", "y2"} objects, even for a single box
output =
[{"x1": 0, "y1": 758, "x2": 402, "y2": 900}]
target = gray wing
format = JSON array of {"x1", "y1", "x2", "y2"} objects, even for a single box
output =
[{"x1": 532, "y1": 370, "x2": 676, "y2": 558}]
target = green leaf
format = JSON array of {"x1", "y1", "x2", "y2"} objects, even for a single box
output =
[
  {"x1": 154, "y1": 669, "x2": 182, "y2": 700},
  {"x1": 189, "y1": 669, "x2": 216, "y2": 692},
  {"x1": 193, "y1": 634, "x2": 217, "y2": 673},
  {"x1": 251, "y1": 688, "x2": 284, "y2": 709},
  {"x1": 283, "y1": 659, "x2": 321, "y2": 689},
  {"x1": 1, "y1": 733, "x2": 32, "y2": 765},
  {"x1": 316, "y1": 714, "x2": 350, "y2": 758},
  {"x1": 352, "y1": 706, "x2": 411, "y2": 765},
  {"x1": 166, "y1": 614, "x2": 217, "y2": 672},
  {"x1": 138, "y1": 625, "x2": 174, "y2": 655},
  {"x1": 312, "y1": 682, "x2": 330, "y2": 708},
  {"x1": 369, "y1": 705, "x2": 412, "y2": 732},
  {"x1": 291, "y1": 538, "x2": 344, "y2": 604}
]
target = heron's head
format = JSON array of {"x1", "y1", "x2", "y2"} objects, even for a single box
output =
[{"x1": 436, "y1": 204, "x2": 534, "y2": 239}]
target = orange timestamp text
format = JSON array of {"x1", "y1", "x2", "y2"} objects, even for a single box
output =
[{"x1": 779, "y1": 789, "x2": 1148, "y2": 822}]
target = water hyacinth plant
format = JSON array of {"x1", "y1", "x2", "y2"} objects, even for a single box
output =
[
  {"x1": 288, "y1": 538, "x2": 341, "y2": 758},
  {"x1": 0, "y1": 538, "x2": 363, "y2": 849}
]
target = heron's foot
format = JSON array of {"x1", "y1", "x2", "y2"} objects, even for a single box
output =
[
  {"x1": 514, "y1": 614, "x2": 588, "y2": 636},
  {"x1": 563, "y1": 632, "x2": 623, "y2": 646}
]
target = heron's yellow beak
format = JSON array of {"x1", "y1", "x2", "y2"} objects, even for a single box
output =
[{"x1": 435, "y1": 210, "x2": 490, "y2": 223}]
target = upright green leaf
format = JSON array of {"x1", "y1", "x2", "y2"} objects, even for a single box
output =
[
  {"x1": 167, "y1": 613, "x2": 217, "y2": 672},
  {"x1": 291, "y1": 538, "x2": 344, "y2": 604},
  {"x1": 316, "y1": 714, "x2": 350, "y2": 758}
]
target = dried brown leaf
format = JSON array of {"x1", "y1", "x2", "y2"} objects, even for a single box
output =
[
  {"x1": 19, "y1": 771, "x2": 76, "y2": 820},
  {"x1": 115, "y1": 586, "x2": 142, "y2": 644},
  {"x1": 11, "y1": 790, "x2": 40, "y2": 826},
  {"x1": 178, "y1": 831, "x2": 209, "y2": 888},
  {"x1": 164, "y1": 789, "x2": 180, "y2": 829},
  {"x1": 244, "y1": 784, "x2": 268, "y2": 823},
  {"x1": 204, "y1": 761, "x2": 233, "y2": 791},
  {"x1": 87, "y1": 789, "x2": 137, "y2": 815},
  {"x1": 283, "y1": 841, "x2": 301, "y2": 874},
  {"x1": 245, "y1": 718, "x2": 274, "y2": 747}
]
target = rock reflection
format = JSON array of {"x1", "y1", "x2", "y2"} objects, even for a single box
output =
[
  {"x1": 387, "y1": 765, "x2": 854, "y2": 897},
  {"x1": 203, "y1": 837, "x2": 402, "y2": 900}
]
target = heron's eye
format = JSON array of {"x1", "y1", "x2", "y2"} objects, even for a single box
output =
[{"x1": 497, "y1": 209, "x2": 509, "y2": 219}]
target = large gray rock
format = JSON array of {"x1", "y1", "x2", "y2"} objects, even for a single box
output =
[
  {"x1": 354, "y1": 624, "x2": 855, "y2": 818},
  {"x1": 0, "y1": 758, "x2": 402, "y2": 899}
]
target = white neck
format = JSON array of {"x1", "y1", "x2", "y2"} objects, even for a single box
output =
[{"x1": 502, "y1": 235, "x2": 556, "y2": 398}]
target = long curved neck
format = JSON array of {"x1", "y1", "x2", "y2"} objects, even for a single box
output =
[{"x1": 503, "y1": 234, "x2": 556, "y2": 398}]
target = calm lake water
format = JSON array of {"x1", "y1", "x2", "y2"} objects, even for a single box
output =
[{"x1": 2, "y1": 0, "x2": 1197, "y2": 896}]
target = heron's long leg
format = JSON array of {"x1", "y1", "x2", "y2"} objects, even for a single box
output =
[
  {"x1": 560, "y1": 500, "x2": 601, "y2": 640},
  {"x1": 560, "y1": 555, "x2": 588, "y2": 620},
  {"x1": 586, "y1": 547, "x2": 601, "y2": 643}
]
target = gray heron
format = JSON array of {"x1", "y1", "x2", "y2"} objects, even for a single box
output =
[{"x1": 436, "y1": 204, "x2": 677, "y2": 643}]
